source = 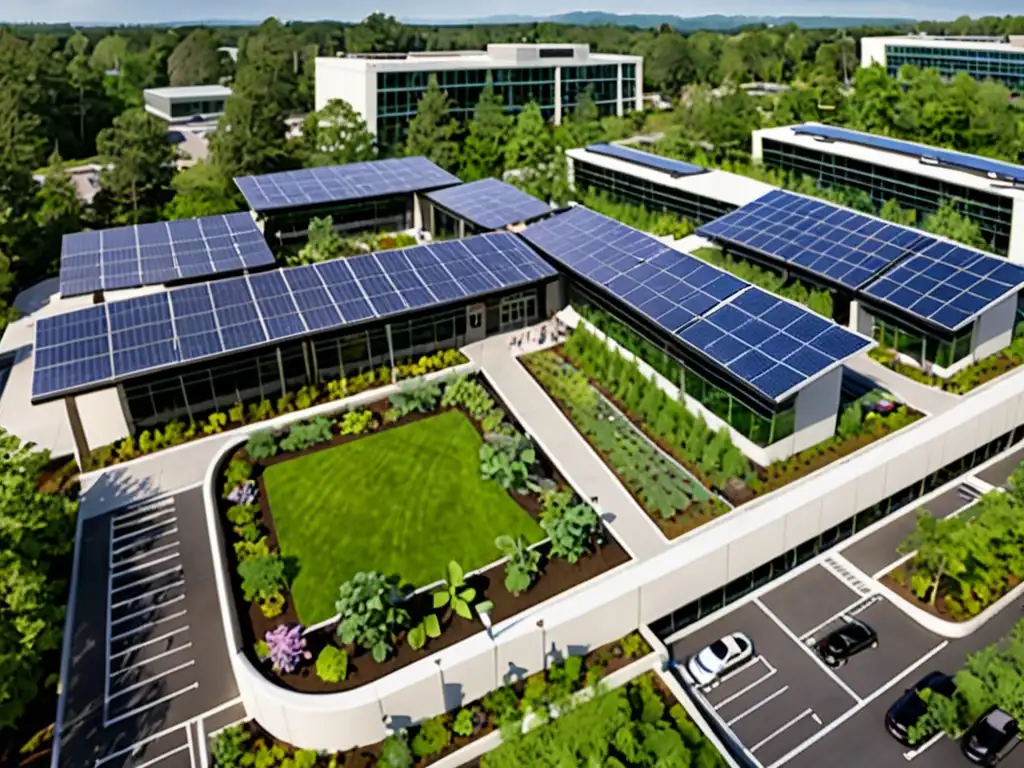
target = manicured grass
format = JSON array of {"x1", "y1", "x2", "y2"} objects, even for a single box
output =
[{"x1": 263, "y1": 410, "x2": 544, "y2": 624}]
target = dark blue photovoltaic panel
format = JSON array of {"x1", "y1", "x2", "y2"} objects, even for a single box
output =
[
  {"x1": 425, "y1": 178, "x2": 551, "y2": 230},
  {"x1": 33, "y1": 232, "x2": 557, "y2": 402},
  {"x1": 697, "y1": 189, "x2": 921, "y2": 289},
  {"x1": 59, "y1": 212, "x2": 275, "y2": 297},
  {"x1": 862, "y1": 239, "x2": 1024, "y2": 332},
  {"x1": 793, "y1": 124, "x2": 1024, "y2": 185},
  {"x1": 235, "y1": 157, "x2": 461, "y2": 213},
  {"x1": 584, "y1": 144, "x2": 706, "y2": 177},
  {"x1": 678, "y1": 287, "x2": 873, "y2": 400}
]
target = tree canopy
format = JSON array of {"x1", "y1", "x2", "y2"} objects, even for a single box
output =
[{"x1": 167, "y1": 28, "x2": 222, "y2": 86}]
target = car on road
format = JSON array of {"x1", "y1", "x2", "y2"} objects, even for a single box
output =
[
  {"x1": 815, "y1": 618, "x2": 877, "y2": 668},
  {"x1": 686, "y1": 632, "x2": 754, "y2": 686},
  {"x1": 961, "y1": 706, "x2": 1018, "y2": 765},
  {"x1": 884, "y1": 671, "x2": 956, "y2": 746}
]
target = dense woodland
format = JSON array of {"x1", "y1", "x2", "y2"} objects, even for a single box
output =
[{"x1": 3, "y1": 13, "x2": 1024, "y2": 759}]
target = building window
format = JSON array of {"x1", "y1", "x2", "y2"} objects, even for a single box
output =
[{"x1": 871, "y1": 311, "x2": 973, "y2": 370}]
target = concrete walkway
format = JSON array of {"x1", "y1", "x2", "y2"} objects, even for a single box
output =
[
  {"x1": 465, "y1": 333, "x2": 669, "y2": 561},
  {"x1": 845, "y1": 355, "x2": 959, "y2": 416}
]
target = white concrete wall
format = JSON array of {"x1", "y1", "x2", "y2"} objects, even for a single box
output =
[
  {"x1": 791, "y1": 367, "x2": 842, "y2": 453},
  {"x1": 315, "y1": 59, "x2": 375, "y2": 130},
  {"x1": 860, "y1": 37, "x2": 889, "y2": 68},
  {"x1": 750, "y1": 129, "x2": 765, "y2": 164},
  {"x1": 1009, "y1": 198, "x2": 1024, "y2": 265},
  {"x1": 973, "y1": 292, "x2": 1017, "y2": 360},
  {"x1": 545, "y1": 278, "x2": 565, "y2": 317}
]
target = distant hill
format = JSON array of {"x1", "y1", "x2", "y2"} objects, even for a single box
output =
[{"x1": 404, "y1": 12, "x2": 916, "y2": 30}]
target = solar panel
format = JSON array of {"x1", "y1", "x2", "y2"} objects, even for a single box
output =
[
  {"x1": 59, "y1": 213, "x2": 275, "y2": 297},
  {"x1": 584, "y1": 143, "x2": 706, "y2": 178},
  {"x1": 32, "y1": 232, "x2": 557, "y2": 402},
  {"x1": 697, "y1": 189, "x2": 923, "y2": 289},
  {"x1": 678, "y1": 287, "x2": 873, "y2": 401},
  {"x1": 425, "y1": 178, "x2": 552, "y2": 230},
  {"x1": 234, "y1": 157, "x2": 462, "y2": 214},
  {"x1": 861, "y1": 239, "x2": 1024, "y2": 332},
  {"x1": 792, "y1": 124, "x2": 1024, "y2": 186}
]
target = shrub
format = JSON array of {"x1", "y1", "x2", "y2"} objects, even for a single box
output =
[
  {"x1": 379, "y1": 729, "x2": 414, "y2": 768},
  {"x1": 481, "y1": 408, "x2": 506, "y2": 433},
  {"x1": 280, "y1": 418, "x2": 333, "y2": 452},
  {"x1": 294, "y1": 385, "x2": 320, "y2": 411},
  {"x1": 254, "y1": 640, "x2": 270, "y2": 660},
  {"x1": 234, "y1": 536, "x2": 270, "y2": 563},
  {"x1": 315, "y1": 645, "x2": 349, "y2": 683},
  {"x1": 226, "y1": 503, "x2": 259, "y2": 528},
  {"x1": 619, "y1": 632, "x2": 649, "y2": 658},
  {"x1": 211, "y1": 724, "x2": 249, "y2": 768},
  {"x1": 222, "y1": 459, "x2": 253, "y2": 497},
  {"x1": 441, "y1": 376, "x2": 494, "y2": 420},
  {"x1": 203, "y1": 412, "x2": 228, "y2": 435},
  {"x1": 411, "y1": 716, "x2": 451, "y2": 758},
  {"x1": 389, "y1": 380, "x2": 441, "y2": 416},
  {"x1": 265, "y1": 624, "x2": 310, "y2": 674},
  {"x1": 838, "y1": 401, "x2": 864, "y2": 439},
  {"x1": 495, "y1": 534, "x2": 540, "y2": 596},
  {"x1": 259, "y1": 591, "x2": 285, "y2": 619},
  {"x1": 452, "y1": 707, "x2": 476, "y2": 737},
  {"x1": 479, "y1": 433, "x2": 536, "y2": 492},
  {"x1": 482, "y1": 685, "x2": 519, "y2": 723},
  {"x1": 247, "y1": 399, "x2": 275, "y2": 423},
  {"x1": 238, "y1": 553, "x2": 287, "y2": 602},
  {"x1": 540, "y1": 489, "x2": 600, "y2": 564},
  {"x1": 335, "y1": 571, "x2": 410, "y2": 663},
  {"x1": 246, "y1": 430, "x2": 278, "y2": 460},
  {"x1": 339, "y1": 409, "x2": 374, "y2": 435}
]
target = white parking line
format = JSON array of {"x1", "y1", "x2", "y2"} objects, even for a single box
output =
[
  {"x1": 705, "y1": 656, "x2": 764, "y2": 690},
  {"x1": 112, "y1": 579, "x2": 186, "y2": 610},
  {"x1": 112, "y1": 552, "x2": 181, "y2": 578},
  {"x1": 105, "y1": 682, "x2": 199, "y2": 726},
  {"x1": 904, "y1": 732, "x2": 945, "y2": 761},
  {"x1": 112, "y1": 500, "x2": 175, "y2": 525},
  {"x1": 111, "y1": 625, "x2": 190, "y2": 660},
  {"x1": 754, "y1": 599, "x2": 863, "y2": 704},
  {"x1": 765, "y1": 641, "x2": 949, "y2": 768},
  {"x1": 715, "y1": 663, "x2": 778, "y2": 710},
  {"x1": 112, "y1": 594, "x2": 186, "y2": 626},
  {"x1": 111, "y1": 610, "x2": 189, "y2": 642},
  {"x1": 109, "y1": 660, "x2": 196, "y2": 699},
  {"x1": 112, "y1": 509, "x2": 175, "y2": 531},
  {"x1": 187, "y1": 723, "x2": 197, "y2": 768},
  {"x1": 112, "y1": 542, "x2": 181, "y2": 569},
  {"x1": 751, "y1": 708, "x2": 815, "y2": 753},
  {"x1": 111, "y1": 518, "x2": 179, "y2": 545},
  {"x1": 799, "y1": 595, "x2": 882, "y2": 642},
  {"x1": 113, "y1": 527, "x2": 179, "y2": 556},
  {"x1": 727, "y1": 686, "x2": 790, "y2": 726},
  {"x1": 130, "y1": 743, "x2": 191, "y2": 768},
  {"x1": 111, "y1": 642, "x2": 193, "y2": 677},
  {"x1": 111, "y1": 566, "x2": 183, "y2": 595}
]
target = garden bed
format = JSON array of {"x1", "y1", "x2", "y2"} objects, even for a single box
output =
[
  {"x1": 215, "y1": 374, "x2": 630, "y2": 694},
  {"x1": 869, "y1": 342, "x2": 1024, "y2": 395}
]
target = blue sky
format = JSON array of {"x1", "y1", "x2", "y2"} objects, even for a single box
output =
[{"x1": 3, "y1": 0, "x2": 1018, "y2": 23}]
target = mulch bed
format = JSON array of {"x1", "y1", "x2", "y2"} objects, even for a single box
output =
[
  {"x1": 216, "y1": 385, "x2": 631, "y2": 695},
  {"x1": 881, "y1": 566, "x2": 1020, "y2": 623}
]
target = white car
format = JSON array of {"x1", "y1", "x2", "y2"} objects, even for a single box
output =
[{"x1": 687, "y1": 632, "x2": 754, "y2": 686}]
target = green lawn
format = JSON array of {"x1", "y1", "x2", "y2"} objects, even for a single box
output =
[{"x1": 263, "y1": 410, "x2": 545, "y2": 624}]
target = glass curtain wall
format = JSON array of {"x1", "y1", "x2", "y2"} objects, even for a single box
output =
[
  {"x1": 871, "y1": 310, "x2": 973, "y2": 370},
  {"x1": 265, "y1": 197, "x2": 412, "y2": 241},
  {"x1": 887, "y1": 46, "x2": 1024, "y2": 90},
  {"x1": 560, "y1": 64, "x2": 619, "y2": 112}
]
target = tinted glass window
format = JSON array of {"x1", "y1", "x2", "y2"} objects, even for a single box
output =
[{"x1": 709, "y1": 640, "x2": 729, "y2": 659}]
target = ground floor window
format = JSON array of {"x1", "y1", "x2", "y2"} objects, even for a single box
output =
[
  {"x1": 264, "y1": 196, "x2": 412, "y2": 242},
  {"x1": 499, "y1": 291, "x2": 538, "y2": 331},
  {"x1": 872, "y1": 312, "x2": 972, "y2": 370}
]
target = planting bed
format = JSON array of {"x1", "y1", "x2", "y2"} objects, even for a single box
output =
[
  {"x1": 215, "y1": 374, "x2": 631, "y2": 695},
  {"x1": 870, "y1": 341, "x2": 1024, "y2": 395}
]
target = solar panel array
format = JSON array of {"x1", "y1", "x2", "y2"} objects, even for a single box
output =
[
  {"x1": 521, "y1": 206, "x2": 872, "y2": 400},
  {"x1": 792, "y1": 124, "x2": 1024, "y2": 186},
  {"x1": 33, "y1": 232, "x2": 556, "y2": 401},
  {"x1": 678, "y1": 287, "x2": 873, "y2": 400},
  {"x1": 862, "y1": 240, "x2": 1024, "y2": 332},
  {"x1": 425, "y1": 178, "x2": 552, "y2": 230},
  {"x1": 59, "y1": 213, "x2": 275, "y2": 297},
  {"x1": 697, "y1": 189, "x2": 924, "y2": 289},
  {"x1": 235, "y1": 157, "x2": 462, "y2": 213},
  {"x1": 584, "y1": 143, "x2": 706, "y2": 177}
]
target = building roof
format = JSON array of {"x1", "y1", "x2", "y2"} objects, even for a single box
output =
[
  {"x1": 425, "y1": 179, "x2": 552, "y2": 231},
  {"x1": 144, "y1": 84, "x2": 233, "y2": 101},
  {"x1": 862, "y1": 35, "x2": 1024, "y2": 53},
  {"x1": 317, "y1": 43, "x2": 640, "y2": 72}
]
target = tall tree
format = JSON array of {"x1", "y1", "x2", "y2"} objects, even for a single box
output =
[
  {"x1": 344, "y1": 13, "x2": 408, "y2": 54},
  {"x1": 168, "y1": 28, "x2": 222, "y2": 86},
  {"x1": 95, "y1": 108, "x2": 176, "y2": 225},
  {"x1": 505, "y1": 102, "x2": 557, "y2": 202},
  {"x1": 32, "y1": 151, "x2": 83, "y2": 279},
  {"x1": 560, "y1": 87, "x2": 604, "y2": 149},
  {"x1": 923, "y1": 200, "x2": 989, "y2": 250},
  {"x1": 301, "y1": 99, "x2": 376, "y2": 167},
  {"x1": 460, "y1": 81, "x2": 512, "y2": 182},
  {"x1": 164, "y1": 161, "x2": 240, "y2": 220},
  {"x1": 403, "y1": 75, "x2": 459, "y2": 171}
]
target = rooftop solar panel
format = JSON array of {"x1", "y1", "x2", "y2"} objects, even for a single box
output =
[
  {"x1": 697, "y1": 189, "x2": 924, "y2": 289},
  {"x1": 58, "y1": 213, "x2": 275, "y2": 297},
  {"x1": 32, "y1": 232, "x2": 557, "y2": 403},
  {"x1": 678, "y1": 287, "x2": 874, "y2": 401},
  {"x1": 425, "y1": 178, "x2": 552, "y2": 230},
  {"x1": 584, "y1": 144, "x2": 706, "y2": 178},
  {"x1": 792, "y1": 124, "x2": 1024, "y2": 186},
  {"x1": 235, "y1": 157, "x2": 462, "y2": 214},
  {"x1": 861, "y1": 240, "x2": 1024, "y2": 332}
]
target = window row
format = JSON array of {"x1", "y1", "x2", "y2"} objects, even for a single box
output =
[{"x1": 870, "y1": 311, "x2": 973, "y2": 371}]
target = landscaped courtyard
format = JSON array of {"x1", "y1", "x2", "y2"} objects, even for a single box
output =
[{"x1": 263, "y1": 410, "x2": 545, "y2": 624}]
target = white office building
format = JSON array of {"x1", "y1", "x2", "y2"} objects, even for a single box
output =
[
  {"x1": 143, "y1": 84, "x2": 233, "y2": 124},
  {"x1": 315, "y1": 43, "x2": 643, "y2": 148},
  {"x1": 860, "y1": 34, "x2": 1024, "y2": 91}
]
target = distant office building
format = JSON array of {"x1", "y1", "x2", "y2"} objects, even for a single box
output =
[
  {"x1": 752, "y1": 123, "x2": 1024, "y2": 261},
  {"x1": 861, "y1": 35, "x2": 1024, "y2": 91},
  {"x1": 144, "y1": 85, "x2": 233, "y2": 124},
  {"x1": 315, "y1": 44, "x2": 643, "y2": 148}
]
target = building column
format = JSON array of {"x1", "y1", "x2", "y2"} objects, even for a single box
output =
[
  {"x1": 1009, "y1": 198, "x2": 1024, "y2": 264},
  {"x1": 276, "y1": 348, "x2": 287, "y2": 395},
  {"x1": 428, "y1": 202, "x2": 436, "y2": 237},
  {"x1": 458, "y1": 219, "x2": 465, "y2": 238},
  {"x1": 385, "y1": 323, "x2": 397, "y2": 383},
  {"x1": 554, "y1": 67, "x2": 563, "y2": 125},
  {"x1": 413, "y1": 194, "x2": 424, "y2": 231},
  {"x1": 616, "y1": 63, "x2": 624, "y2": 117},
  {"x1": 65, "y1": 397, "x2": 91, "y2": 471}
]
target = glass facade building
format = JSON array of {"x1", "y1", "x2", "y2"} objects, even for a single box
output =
[
  {"x1": 264, "y1": 196, "x2": 413, "y2": 242},
  {"x1": 869, "y1": 308, "x2": 973, "y2": 371},
  {"x1": 759, "y1": 137, "x2": 1014, "y2": 255},
  {"x1": 884, "y1": 44, "x2": 1024, "y2": 91}
]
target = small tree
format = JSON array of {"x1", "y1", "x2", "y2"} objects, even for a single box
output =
[
  {"x1": 899, "y1": 510, "x2": 967, "y2": 607},
  {"x1": 335, "y1": 571, "x2": 409, "y2": 662},
  {"x1": 505, "y1": 102, "x2": 556, "y2": 202},
  {"x1": 461, "y1": 78, "x2": 512, "y2": 181},
  {"x1": 302, "y1": 98, "x2": 377, "y2": 167},
  {"x1": 404, "y1": 75, "x2": 459, "y2": 171}
]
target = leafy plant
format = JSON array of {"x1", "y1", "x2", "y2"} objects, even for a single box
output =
[
  {"x1": 452, "y1": 707, "x2": 476, "y2": 737},
  {"x1": 223, "y1": 459, "x2": 253, "y2": 497},
  {"x1": 260, "y1": 591, "x2": 285, "y2": 619},
  {"x1": 379, "y1": 729, "x2": 414, "y2": 768},
  {"x1": 315, "y1": 645, "x2": 349, "y2": 683},
  {"x1": 481, "y1": 408, "x2": 506, "y2": 433},
  {"x1": 619, "y1": 632, "x2": 649, "y2": 658},
  {"x1": 265, "y1": 624, "x2": 310, "y2": 673},
  {"x1": 294, "y1": 385, "x2": 320, "y2": 411},
  {"x1": 246, "y1": 430, "x2": 278, "y2": 460},
  {"x1": 407, "y1": 613, "x2": 441, "y2": 650},
  {"x1": 389, "y1": 380, "x2": 441, "y2": 417},
  {"x1": 432, "y1": 560, "x2": 487, "y2": 620},
  {"x1": 279, "y1": 417, "x2": 333, "y2": 452},
  {"x1": 226, "y1": 503, "x2": 259, "y2": 528},
  {"x1": 203, "y1": 412, "x2": 228, "y2": 435},
  {"x1": 838, "y1": 401, "x2": 864, "y2": 439},
  {"x1": 339, "y1": 409, "x2": 375, "y2": 435},
  {"x1": 495, "y1": 534, "x2": 540, "y2": 596},
  {"x1": 540, "y1": 489, "x2": 600, "y2": 564},
  {"x1": 335, "y1": 571, "x2": 410, "y2": 663},
  {"x1": 479, "y1": 433, "x2": 536, "y2": 493},
  {"x1": 441, "y1": 376, "x2": 495, "y2": 420},
  {"x1": 247, "y1": 399, "x2": 275, "y2": 423},
  {"x1": 238, "y1": 553, "x2": 287, "y2": 602},
  {"x1": 211, "y1": 724, "x2": 249, "y2": 768},
  {"x1": 411, "y1": 716, "x2": 451, "y2": 758},
  {"x1": 234, "y1": 536, "x2": 270, "y2": 563}
]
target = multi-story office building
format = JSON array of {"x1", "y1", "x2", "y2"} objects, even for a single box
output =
[
  {"x1": 143, "y1": 85, "x2": 232, "y2": 124},
  {"x1": 752, "y1": 123, "x2": 1024, "y2": 261},
  {"x1": 860, "y1": 34, "x2": 1024, "y2": 90},
  {"x1": 315, "y1": 44, "x2": 643, "y2": 148}
]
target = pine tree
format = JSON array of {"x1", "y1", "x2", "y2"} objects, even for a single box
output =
[
  {"x1": 33, "y1": 150, "x2": 83, "y2": 278},
  {"x1": 96, "y1": 108, "x2": 176, "y2": 224},
  {"x1": 302, "y1": 99, "x2": 376, "y2": 167},
  {"x1": 403, "y1": 75, "x2": 459, "y2": 172},
  {"x1": 505, "y1": 102, "x2": 556, "y2": 202},
  {"x1": 461, "y1": 80, "x2": 512, "y2": 181},
  {"x1": 560, "y1": 87, "x2": 604, "y2": 149}
]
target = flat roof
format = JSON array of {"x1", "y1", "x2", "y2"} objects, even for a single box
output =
[
  {"x1": 144, "y1": 85, "x2": 233, "y2": 100},
  {"x1": 424, "y1": 178, "x2": 552, "y2": 231},
  {"x1": 755, "y1": 123, "x2": 1024, "y2": 200},
  {"x1": 566, "y1": 146, "x2": 774, "y2": 209},
  {"x1": 863, "y1": 35, "x2": 1024, "y2": 53},
  {"x1": 317, "y1": 48, "x2": 640, "y2": 73}
]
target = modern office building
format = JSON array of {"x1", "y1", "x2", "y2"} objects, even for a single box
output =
[
  {"x1": 860, "y1": 35, "x2": 1024, "y2": 91},
  {"x1": 566, "y1": 143, "x2": 774, "y2": 226},
  {"x1": 751, "y1": 123, "x2": 1024, "y2": 260},
  {"x1": 422, "y1": 178, "x2": 553, "y2": 238},
  {"x1": 143, "y1": 85, "x2": 233, "y2": 124},
  {"x1": 315, "y1": 44, "x2": 643, "y2": 148}
]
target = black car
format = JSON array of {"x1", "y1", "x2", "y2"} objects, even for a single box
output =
[
  {"x1": 815, "y1": 618, "x2": 877, "y2": 668},
  {"x1": 884, "y1": 671, "x2": 956, "y2": 746},
  {"x1": 962, "y1": 706, "x2": 1018, "y2": 765}
]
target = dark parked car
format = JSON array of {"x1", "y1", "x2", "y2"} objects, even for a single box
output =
[
  {"x1": 884, "y1": 671, "x2": 956, "y2": 746},
  {"x1": 815, "y1": 618, "x2": 878, "y2": 667},
  {"x1": 962, "y1": 706, "x2": 1018, "y2": 765}
]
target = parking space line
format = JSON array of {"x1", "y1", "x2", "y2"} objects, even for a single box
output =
[
  {"x1": 111, "y1": 642, "x2": 194, "y2": 676},
  {"x1": 112, "y1": 509, "x2": 175, "y2": 531},
  {"x1": 753, "y1": 599, "x2": 862, "y2": 704},
  {"x1": 197, "y1": 718, "x2": 209, "y2": 768},
  {"x1": 727, "y1": 686, "x2": 790, "y2": 726},
  {"x1": 111, "y1": 499, "x2": 174, "y2": 524},
  {"x1": 903, "y1": 731, "x2": 945, "y2": 761},
  {"x1": 109, "y1": 660, "x2": 197, "y2": 699},
  {"x1": 713, "y1": 655, "x2": 765, "y2": 687},
  {"x1": 112, "y1": 552, "x2": 181, "y2": 578},
  {"x1": 133, "y1": 743, "x2": 191, "y2": 768},
  {"x1": 113, "y1": 528, "x2": 179, "y2": 556},
  {"x1": 94, "y1": 723, "x2": 186, "y2": 766},
  {"x1": 765, "y1": 641, "x2": 949, "y2": 768},
  {"x1": 714, "y1": 664, "x2": 777, "y2": 709},
  {"x1": 187, "y1": 722, "x2": 197, "y2": 768},
  {"x1": 112, "y1": 594, "x2": 186, "y2": 626},
  {"x1": 112, "y1": 518, "x2": 179, "y2": 545},
  {"x1": 111, "y1": 609, "x2": 189, "y2": 642},
  {"x1": 112, "y1": 542, "x2": 181, "y2": 569},
  {"x1": 105, "y1": 682, "x2": 199, "y2": 726},
  {"x1": 111, "y1": 625, "x2": 190, "y2": 660},
  {"x1": 798, "y1": 595, "x2": 882, "y2": 642},
  {"x1": 111, "y1": 566, "x2": 183, "y2": 595},
  {"x1": 750, "y1": 708, "x2": 814, "y2": 753},
  {"x1": 112, "y1": 579, "x2": 186, "y2": 610}
]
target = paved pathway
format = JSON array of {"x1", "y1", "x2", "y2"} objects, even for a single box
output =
[
  {"x1": 845, "y1": 355, "x2": 958, "y2": 416},
  {"x1": 465, "y1": 333, "x2": 668, "y2": 561}
]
